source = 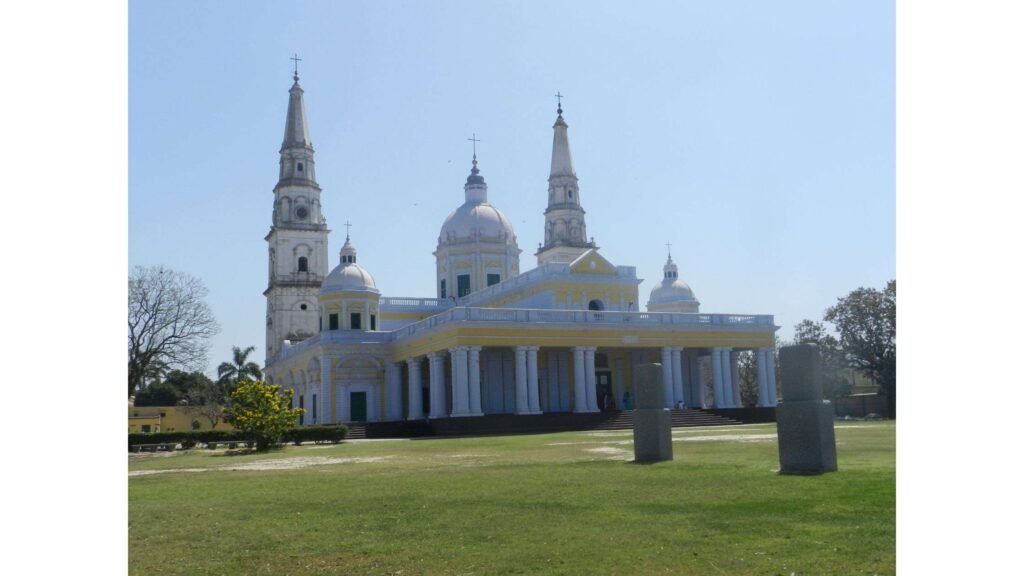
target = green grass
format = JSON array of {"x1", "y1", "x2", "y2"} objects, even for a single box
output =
[{"x1": 129, "y1": 422, "x2": 895, "y2": 575}]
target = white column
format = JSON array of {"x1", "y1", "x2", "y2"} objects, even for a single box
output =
[
  {"x1": 515, "y1": 347, "x2": 529, "y2": 414},
  {"x1": 573, "y1": 347, "x2": 588, "y2": 413},
  {"x1": 711, "y1": 348, "x2": 725, "y2": 408},
  {"x1": 661, "y1": 347, "x2": 675, "y2": 408},
  {"x1": 386, "y1": 362, "x2": 402, "y2": 421},
  {"x1": 407, "y1": 358, "x2": 424, "y2": 420},
  {"x1": 756, "y1": 349, "x2": 771, "y2": 407},
  {"x1": 765, "y1": 349, "x2": 778, "y2": 406},
  {"x1": 527, "y1": 346, "x2": 541, "y2": 414},
  {"x1": 584, "y1": 347, "x2": 599, "y2": 412},
  {"x1": 320, "y1": 356, "x2": 332, "y2": 424},
  {"x1": 719, "y1": 347, "x2": 735, "y2": 408},
  {"x1": 730, "y1": 351, "x2": 742, "y2": 408},
  {"x1": 451, "y1": 347, "x2": 471, "y2": 417},
  {"x1": 338, "y1": 385, "x2": 350, "y2": 423},
  {"x1": 672, "y1": 347, "x2": 685, "y2": 408},
  {"x1": 468, "y1": 346, "x2": 483, "y2": 416},
  {"x1": 428, "y1": 352, "x2": 446, "y2": 419}
]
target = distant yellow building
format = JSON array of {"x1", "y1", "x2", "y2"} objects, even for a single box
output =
[{"x1": 127, "y1": 402, "x2": 233, "y2": 434}]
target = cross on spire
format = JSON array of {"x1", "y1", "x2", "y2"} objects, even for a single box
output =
[
  {"x1": 467, "y1": 133, "x2": 481, "y2": 168},
  {"x1": 555, "y1": 91, "x2": 564, "y2": 115},
  {"x1": 290, "y1": 53, "x2": 302, "y2": 80}
]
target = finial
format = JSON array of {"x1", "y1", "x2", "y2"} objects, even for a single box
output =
[
  {"x1": 666, "y1": 241, "x2": 672, "y2": 259},
  {"x1": 555, "y1": 91, "x2": 564, "y2": 115},
  {"x1": 290, "y1": 53, "x2": 302, "y2": 81},
  {"x1": 467, "y1": 133, "x2": 481, "y2": 173},
  {"x1": 344, "y1": 220, "x2": 352, "y2": 239}
]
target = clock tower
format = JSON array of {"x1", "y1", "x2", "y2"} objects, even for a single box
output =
[{"x1": 264, "y1": 68, "x2": 330, "y2": 360}]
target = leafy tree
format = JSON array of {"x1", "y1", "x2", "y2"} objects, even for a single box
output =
[
  {"x1": 224, "y1": 379, "x2": 304, "y2": 451},
  {"x1": 133, "y1": 381, "x2": 185, "y2": 407},
  {"x1": 132, "y1": 370, "x2": 214, "y2": 407},
  {"x1": 792, "y1": 319, "x2": 852, "y2": 398},
  {"x1": 217, "y1": 345, "x2": 263, "y2": 393},
  {"x1": 128, "y1": 266, "x2": 220, "y2": 396},
  {"x1": 824, "y1": 279, "x2": 896, "y2": 416},
  {"x1": 185, "y1": 376, "x2": 230, "y2": 429},
  {"x1": 737, "y1": 351, "x2": 760, "y2": 407}
]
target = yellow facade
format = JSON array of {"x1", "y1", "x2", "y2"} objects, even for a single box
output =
[{"x1": 127, "y1": 406, "x2": 234, "y2": 433}]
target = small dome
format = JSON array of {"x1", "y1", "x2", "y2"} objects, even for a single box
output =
[
  {"x1": 320, "y1": 236, "x2": 379, "y2": 295},
  {"x1": 649, "y1": 279, "x2": 697, "y2": 305},
  {"x1": 321, "y1": 263, "x2": 378, "y2": 294},
  {"x1": 648, "y1": 253, "x2": 698, "y2": 306},
  {"x1": 439, "y1": 158, "x2": 516, "y2": 245}
]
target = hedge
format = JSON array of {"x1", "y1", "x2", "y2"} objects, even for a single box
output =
[{"x1": 128, "y1": 425, "x2": 348, "y2": 450}]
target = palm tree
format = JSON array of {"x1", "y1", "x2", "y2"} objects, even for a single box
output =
[{"x1": 217, "y1": 345, "x2": 263, "y2": 388}]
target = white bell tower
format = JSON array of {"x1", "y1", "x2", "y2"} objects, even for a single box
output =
[
  {"x1": 264, "y1": 61, "x2": 330, "y2": 360},
  {"x1": 537, "y1": 95, "x2": 597, "y2": 266}
]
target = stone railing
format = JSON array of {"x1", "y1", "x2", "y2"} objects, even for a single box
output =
[
  {"x1": 380, "y1": 296, "x2": 452, "y2": 309},
  {"x1": 392, "y1": 307, "x2": 775, "y2": 340}
]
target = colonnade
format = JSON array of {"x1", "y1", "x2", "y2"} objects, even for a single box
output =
[{"x1": 309, "y1": 345, "x2": 778, "y2": 424}]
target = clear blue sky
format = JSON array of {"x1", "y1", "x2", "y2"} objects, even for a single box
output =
[{"x1": 129, "y1": 0, "x2": 894, "y2": 374}]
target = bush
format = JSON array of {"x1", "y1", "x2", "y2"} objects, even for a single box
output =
[
  {"x1": 129, "y1": 424, "x2": 347, "y2": 451},
  {"x1": 223, "y1": 380, "x2": 304, "y2": 451},
  {"x1": 281, "y1": 425, "x2": 348, "y2": 445}
]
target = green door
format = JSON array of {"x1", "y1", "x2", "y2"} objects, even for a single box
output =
[{"x1": 350, "y1": 392, "x2": 367, "y2": 422}]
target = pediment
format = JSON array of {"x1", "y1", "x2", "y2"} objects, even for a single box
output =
[{"x1": 569, "y1": 249, "x2": 616, "y2": 275}]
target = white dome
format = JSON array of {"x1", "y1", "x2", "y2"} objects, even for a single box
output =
[
  {"x1": 321, "y1": 262, "x2": 378, "y2": 294},
  {"x1": 439, "y1": 202, "x2": 516, "y2": 244},
  {"x1": 649, "y1": 279, "x2": 697, "y2": 305},
  {"x1": 320, "y1": 235, "x2": 379, "y2": 294},
  {"x1": 648, "y1": 253, "x2": 698, "y2": 308}
]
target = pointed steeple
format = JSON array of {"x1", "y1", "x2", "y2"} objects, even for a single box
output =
[
  {"x1": 282, "y1": 77, "x2": 312, "y2": 150},
  {"x1": 275, "y1": 68, "x2": 318, "y2": 189},
  {"x1": 549, "y1": 104, "x2": 576, "y2": 178},
  {"x1": 537, "y1": 95, "x2": 595, "y2": 266}
]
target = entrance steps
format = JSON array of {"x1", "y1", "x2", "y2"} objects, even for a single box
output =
[{"x1": 341, "y1": 408, "x2": 760, "y2": 440}]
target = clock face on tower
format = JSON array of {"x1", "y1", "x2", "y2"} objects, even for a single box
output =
[{"x1": 295, "y1": 206, "x2": 309, "y2": 220}]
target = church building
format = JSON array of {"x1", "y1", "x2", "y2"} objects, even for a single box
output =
[{"x1": 263, "y1": 71, "x2": 779, "y2": 426}]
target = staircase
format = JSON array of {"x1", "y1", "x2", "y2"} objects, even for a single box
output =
[
  {"x1": 349, "y1": 408, "x2": 753, "y2": 440},
  {"x1": 345, "y1": 423, "x2": 367, "y2": 440}
]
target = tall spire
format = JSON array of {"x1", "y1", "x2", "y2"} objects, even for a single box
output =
[
  {"x1": 276, "y1": 61, "x2": 317, "y2": 189},
  {"x1": 282, "y1": 77, "x2": 311, "y2": 151},
  {"x1": 537, "y1": 95, "x2": 594, "y2": 265},
  {"x1": 549, "y1": 96, "x2": 575, "y2": 178}
]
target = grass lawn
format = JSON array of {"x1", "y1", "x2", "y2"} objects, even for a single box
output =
[{"x1": 129, "y1": 421, "x2": 895, "y2": 575}]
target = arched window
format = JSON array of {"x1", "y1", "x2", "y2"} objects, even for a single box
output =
[
  {"x1": 297, "y1": 162, "x2": 304, "y2": 172},
  {"x1": 298, "y1": 256, "x2": 308, "y2": 273},
  {"x1": 588, "y1": 299, "x2": 605, "y2": 311}
]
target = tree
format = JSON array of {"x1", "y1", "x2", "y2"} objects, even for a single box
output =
[
  {"x1": 792, "y1": 319, "x2": 852, "y2": 398},
  {"x1": 133, "y1": 370, "x2": 214, "y2": 407},
  {"x1": 824, "y1": 279, "x2": 896, "y2": 416},
  {"x1": 185, "y1": 376, "x2": 230, "y2": 429},
  {"x1": 224, "y1": 379, "x2": 304, "y2": 451},
  {"x1": 737, "y1": 351, "x2": 760, "y2": 407},
  {"x1": 217, "y1": 345, "x2": 263, "y2": 393},
  {"x1": 128, "y1": 266, "x2": 220, "y2": 396}
]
